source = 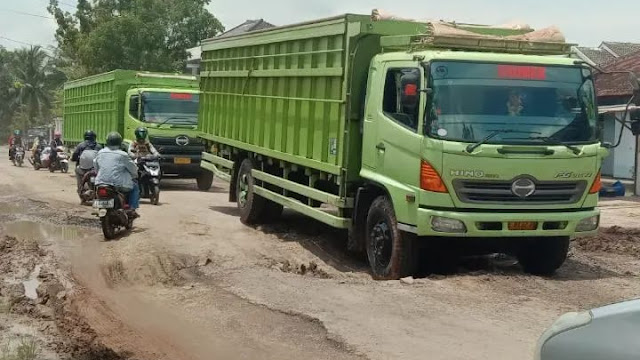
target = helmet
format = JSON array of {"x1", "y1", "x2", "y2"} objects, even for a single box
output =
[
  {"x1": 84, "y1": 130, "x2": 96, "y2": 142},
  {"x1": 106, "y1": 132, "x2": 123, "y2": 148},
  {"x1": 54, "y1": 131, "x2": 61, "y2": 139},
  {"x1": 13, "y1": 130, "x2": 21, "y2": 136},
  {"x1": 134, "y1": 127, "x2": 148, "y2": 142}
]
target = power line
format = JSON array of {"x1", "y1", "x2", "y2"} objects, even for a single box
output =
[
  {"x1": 0, "y1": 8, "x2": 55, "y2": 19},
  {"x1": 0, "y1": 36, "x2": 34, "y2": 47}
]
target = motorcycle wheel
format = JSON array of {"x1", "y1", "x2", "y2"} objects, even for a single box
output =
[
  {"x1": 33, "y1": 163, "x2": 40, "y2": 170},
  {"x1": 150, "y1": 186, "x2": 160, "y2": 205},
  {"x1": 61, "y1": 163, "x2": 69, "y2": 173},
  {"x1": 49, "y1": 165, "x2": 55, "y2": 173},
  {"x1": 101, "y1": 216, "x2": 118, "y2": 240},
  {"x1": 17, "y1": 159, "x2": 23, "y2": 167}
]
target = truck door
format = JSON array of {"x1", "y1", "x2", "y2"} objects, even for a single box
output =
[{"x1": 373, "y1": 65, "x2": 423, "y2": 190}]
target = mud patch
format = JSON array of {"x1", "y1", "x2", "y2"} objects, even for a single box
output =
[
  {"x1": 267, "y1": 259, "x2": 332, "y2": 279},
  {"x1": 574, "y1": 226, "x2": 640, "y2": 258},
  {"x1": 101, "y1": 252, "x2": 204, "y2": 287},
  {"x1": 0, "y1": 234, "x2": 129, "y2": 360}
]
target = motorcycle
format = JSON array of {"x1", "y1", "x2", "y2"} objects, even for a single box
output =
[
  {"x1": 12, "y1": 146, "x2": 25, "y2": 167},
  {"x1": 93, "y1": 185, "x2": 136, "y2": 240},
  {"x1": 137, "y1": 155, "x2": 161, "y2": 205},
  {"x1": 48, "y1": 146, "x2": 70, "y2": 173},
  {"x1": 79, "y1": 169, "x2": 97, "y2": 205}
]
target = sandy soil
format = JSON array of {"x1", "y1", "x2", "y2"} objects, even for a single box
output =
[{"x1": 1, "y1": 146, "x2": 640, "y2": 360}]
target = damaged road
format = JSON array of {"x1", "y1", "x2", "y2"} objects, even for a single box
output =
[{"x1": 1, "y1": 147, "x2": 640, "y2": 360}]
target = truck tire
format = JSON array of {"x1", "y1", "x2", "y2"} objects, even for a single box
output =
[
  {"x1": 365, "y1": 196, "x2": 418, "y2": 280},
  {"x1": 197, "y1": 170, "x2": 214, "y2": 191},
  {"x1": 236, "y1": 159, "x2": 268, "y2": 225},
  {"x1": 516, "y1": 237, "x2": 570, "y2": 276}
]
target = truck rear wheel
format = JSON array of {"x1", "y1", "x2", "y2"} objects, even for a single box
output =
[
  {"x1": 236, "y1": 159, "x2": 268, "y2": 225},
  {"x1": 365, "y1": 196, "x2": 418, "y2": 280},
  {"x1": 516, "y1": 237, "x2": 570, "y2": 276},
  {"x1": 197, "y1": 170, "x2": 214, "y2": 191}
]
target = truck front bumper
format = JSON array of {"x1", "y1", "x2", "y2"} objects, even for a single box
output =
[
  {"x1": 412, "y1": 207, "x2": 600, "y2": 238},
  {"x1": 159, "y1": 154, "x2": 203, "y2": 178}
]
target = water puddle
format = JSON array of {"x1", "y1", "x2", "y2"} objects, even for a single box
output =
[
  {"x1": 4, "y1": 221, "x2": 91, "y2": 243},
  {"x1": 23, "y1": 265, "x2": 41, "y2": 300}
]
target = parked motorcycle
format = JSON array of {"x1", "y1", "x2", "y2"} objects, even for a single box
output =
[
  {"x1": 48, "y1": 146, "x2": 70, "y2": 173},
  {"x1": 79, "y1": 169, "x2": 97, "y2": 205},
  {"x1": 12, "y1": 146, "x2": 25, "y2": 167},
  {"x1": 137, "y1": 155, "x2": 161, "y2": 205},
  {"x1": 93, "y1": 185, "x2": 136, "y2": 240}
]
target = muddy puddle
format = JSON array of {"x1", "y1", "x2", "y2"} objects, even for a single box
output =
[{"x1": 4, "y1": 220, "x2": 92, "y2": 244}]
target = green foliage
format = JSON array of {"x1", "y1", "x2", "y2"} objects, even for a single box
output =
[
  {"x1": 0, "y1": 45, "x2": 65, "y2": 141},
  {"x1": 48, "y1": 0, "x2": 224, "y2": 75}
]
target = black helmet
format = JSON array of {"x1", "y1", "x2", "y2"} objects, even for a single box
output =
[
  {"x1": 84, "y1": 130, "x2": 96, "y2": 142},
  {"x1": 106, "y1": 132, "x2": 123, "y2": 148},
  {"x1": 134, "y1": 127, "x2": 148, "y2": 141}
]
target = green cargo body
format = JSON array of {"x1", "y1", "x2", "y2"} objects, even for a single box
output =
[
  {"x1": 199, "y1": 15, "x2": 428, "y2": 183},
  {"x1": 64, "y1": 70, "x2": 198, "y2": 145}
]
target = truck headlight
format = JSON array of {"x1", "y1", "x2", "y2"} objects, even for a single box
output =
[
  {"x1": 431, "y1": 216, "x2": 467, "y2": 233},
  {"x1": 534, "y1": 311, "x2": 592, "y2": 360},
  {"x1": 576, "y1": 215, "x2": 599, "y2": 232}
]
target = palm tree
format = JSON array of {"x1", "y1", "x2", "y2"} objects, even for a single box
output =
[{"x1": 10, "y1": 46, "x2": 54, "y2": 128}]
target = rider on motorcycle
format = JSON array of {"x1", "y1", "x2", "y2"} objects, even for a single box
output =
[
  {"x1": 31, "y1": 135, "x2": 46, "y2": 162},
  {"x1": 72, "y1": 130, "x2": 103, "y2": 195},
  {"x1": 49, "y1": 131, "x2": 64, "y2": 165},
  {"x1": 127, "y1": 127, "x2": 159, "y2": 159},
  {"x1": 94, "y1": 132, "x2": 140, "y2": 218},
  {"x1": 8, "y1": 130, "x2": 23, "y2": 161}
]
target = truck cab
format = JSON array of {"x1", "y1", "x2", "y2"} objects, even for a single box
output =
[
  {"x1": 360, "y1": 50, "x2": 605, "y2": 276},
  {"x1": 125, "y1": 87, "x2": 213, "y2": 190}
]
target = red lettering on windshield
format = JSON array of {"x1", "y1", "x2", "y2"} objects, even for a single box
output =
[
  {"x1": 497, "y1": 65, "x2": 546, "y2": 80},
  {"x1": 170, "y1": 93, "x2": 193, "y2": 100}
]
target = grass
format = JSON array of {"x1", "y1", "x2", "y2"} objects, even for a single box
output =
[{"x1": 0, "y1": 337, "x2": 39, "y2": 360}]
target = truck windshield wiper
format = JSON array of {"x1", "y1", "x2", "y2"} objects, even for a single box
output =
[
  {"x1": 524, "y1": 136, "x2": 582, "y2": 155},
  {"x1": 154, "y1": 116, "x2": 196, "y2": 127},
  {"x1": 465, "y1": 130, "x2": 539, "y2": 153}
]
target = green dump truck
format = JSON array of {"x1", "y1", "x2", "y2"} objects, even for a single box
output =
[
  {"x1": 199, "y1": 14, "x2": 606, "y2": 279},
  {"x1": 64, "y1": 70, "x2": 213, "y2": 190}
]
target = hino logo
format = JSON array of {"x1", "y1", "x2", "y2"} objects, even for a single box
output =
[
  {"x1": 511, "y1": 178, "x2": 536, "y2": 198},
  {"x1": 176, "y1": 136, "x2": 189, "y2": 146}
]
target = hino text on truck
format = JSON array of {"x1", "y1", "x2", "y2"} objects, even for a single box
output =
[
  {"x1": 198, "y1": 13, "x2": 608, "y2": 279},
  {"x1": 64, "y1": 70, "x2": 214, "y2": 191}
]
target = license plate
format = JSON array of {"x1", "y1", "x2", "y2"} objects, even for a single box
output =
[
  {"x1": 508, "y1": 221, "x2": 538, "y2": 231},
  {"x1": 90, "y1": 177, "x2": 96, "y2": 183},
  {"x1": 174, "y1": 157, "x2": 191, "y2": 164},
  {"x1": 94, "y1": 199, "x2": 114, "y2": 209}
]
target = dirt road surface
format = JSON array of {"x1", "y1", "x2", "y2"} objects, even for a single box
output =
[{"x1": 1, "y1": 146, "x2": 640, "y2": 360}]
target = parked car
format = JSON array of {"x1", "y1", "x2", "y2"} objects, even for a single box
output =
[{"x1": 536, "y1": 299, "x2": 640, "y2": 359}]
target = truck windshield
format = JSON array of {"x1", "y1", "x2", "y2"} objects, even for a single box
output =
[
  {"x1": 142, "y1": 92, "x2": 199, "y2": 125},
  {"x1": 426, "y1": 62, "x2": 597, "y2": 145}
]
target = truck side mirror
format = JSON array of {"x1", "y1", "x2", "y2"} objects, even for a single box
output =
[
  {"x1": 400, "y1": 72, "x2": 419, "y2": 109},
  {"x1": 631, "y1": 121, "x2": 640, "y2": 136},
  {"x1": 129, "y1": 95, "x2": 139, "y2": 118}
]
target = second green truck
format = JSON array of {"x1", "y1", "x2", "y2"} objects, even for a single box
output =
[{"x1": 64, "y1": 70, "x2": 213, "y2": 190}]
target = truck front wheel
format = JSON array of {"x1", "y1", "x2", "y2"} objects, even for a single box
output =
[
  {"x1": 197, "y1": 170, "x2": 214, "y2": 191},
  {"x1": 236, "y1": 159, "x2": 268, "y2": 225},
  {"x1": 365, "y1": 196, "x2": 418, "y2": 280},
  {"x1": 516, "y1": 237, "x2": 570, "y2": 276}
]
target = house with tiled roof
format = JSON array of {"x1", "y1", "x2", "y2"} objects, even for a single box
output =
[{"x1": 574, "y1": 43, "x2": 640, "y2": 181}]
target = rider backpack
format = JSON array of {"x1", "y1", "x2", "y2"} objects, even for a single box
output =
[{"x1": 79, "y1": 149, "x2": 98, "y2": 170}]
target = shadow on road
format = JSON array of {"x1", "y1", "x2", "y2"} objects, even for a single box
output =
[{"x1": 208, "y1": 203, "x2": 625, "y2": 281}]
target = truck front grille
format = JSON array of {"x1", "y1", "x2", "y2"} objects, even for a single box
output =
[
  {"x1": 453, "y1": 179, "x2": 587, "y2": 205},
  {"x1": 149, "y1": 136, "x2": 204, "y2": 155}
]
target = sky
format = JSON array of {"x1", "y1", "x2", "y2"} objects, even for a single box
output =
[{"x1": 1, "y1": 0, "x2": 639, "y2": 51}]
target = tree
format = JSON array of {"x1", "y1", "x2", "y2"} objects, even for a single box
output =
[
  {"x1": 10, "y1": 46, "x2": 56, "y2": 128},
  {"x1": 0, "y1": 46, "x2": 15, "y2": 140},
  {"x1": 48, "y1": 0, "x2": 224, "y2": 75}
]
